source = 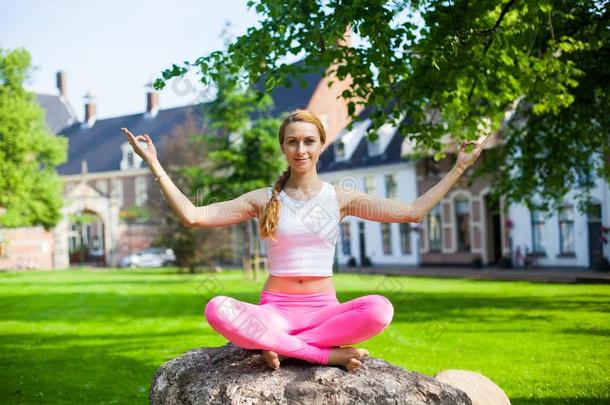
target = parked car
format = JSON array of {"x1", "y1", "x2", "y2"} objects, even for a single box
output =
[{"x1": 120, "y1": 247, "x2": 175, "y2": 268}]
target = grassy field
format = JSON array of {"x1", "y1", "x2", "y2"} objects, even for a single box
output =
[{"x1": 0, "y1": 267, "x2": 608, "y2": 404}]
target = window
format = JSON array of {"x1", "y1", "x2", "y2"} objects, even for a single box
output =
[
  {"x1": 428, "y1": 204, "x2": 442, "y2": 252},
  {"x1": 368, "y1": 139, "x2": 380, "y2": 155},
  {"x1": 110, "y1": 178, "x2": 124, "y2": 207},
  {"x1": 335, "y1": 142, "x2": 345, "y2": 159},
  {"x1": 531, "y1": 211, "x2": 546, "y2": 254},
  {"x1": 385, "y1": 174, "x2": 397, "y2": 199},
  {"x1": 455, "y1": 198, "x2": 471, "y2": 252},
  {"x1": 381, "y1": 223, "x2": 392, "y2": 254},
  {"x1": 363, "y1": 176, "x2": 375, "y2": 194},
  {"x1": 400, "y1": 223, "x2": 411, "y2": 254},
  {"x1": 340, "y1": 222, "x2": 352, "y2": 255},
  {"x1": 135, "y1": 176, "x2": 148, "y2": 206},
  {"x1": 558, "y1": 206, "x2": 575, "y2": 255},
  {"x1": 120, "y1": 141, "x2": 144, "y2": 169},
  {"x1": 424, "y1": 157, "x2": 440, "y2": 178}
]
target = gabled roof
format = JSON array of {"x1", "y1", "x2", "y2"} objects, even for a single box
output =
[
  {"x1": 318, "y1": 120, "x2": 409, "y2": 173},
  {"x1": 53, "y1": 62, "x2": 324, "y2": 176},
  {"x1": 65, "y1": 180, "x2": 108, "y2": 199},
  {"x1": 56, "y1": 105, "x2": 205, "y2": 176},
  {"x1": 256, "y1": 61, "x2": 324, "y2": 117},
  {"x1": 35, "y1": 93, "x2": 78, "y2": 133}
]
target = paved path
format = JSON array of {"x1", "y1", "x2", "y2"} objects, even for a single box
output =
[{"x1": 337, "y1": 265, "x2": 610, "y2": 284}]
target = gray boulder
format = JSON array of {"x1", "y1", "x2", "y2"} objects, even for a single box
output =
[
  {"x1": 150, "y1": 343, "x2": 472, "y2": 404},
  {"x1": 434, "y1": 370, "x2": 511, "y2": 405}
]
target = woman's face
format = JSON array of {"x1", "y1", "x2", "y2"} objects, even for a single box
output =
[{"x1": 281, "y1": 121, "x2": 325, "y2": 173}]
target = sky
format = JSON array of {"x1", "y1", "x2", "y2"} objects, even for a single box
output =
[{"x1": 0, "y1": 0, "x2": 260, "y2": 120}]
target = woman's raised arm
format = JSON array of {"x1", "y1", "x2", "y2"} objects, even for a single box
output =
[
  {"x1": 340, "y1": 133, "x2": 494, "y2": 224},
  {"x1": 338, "y1": 189, "x2": 419, "y2": 223},
  {"x1": 121, "y1": 128, "x2": 262, "y2": 228}
]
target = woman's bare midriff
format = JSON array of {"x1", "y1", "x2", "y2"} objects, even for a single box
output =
[{"x1": 263, "y1": 275, "x2": 335, "y2": 294}]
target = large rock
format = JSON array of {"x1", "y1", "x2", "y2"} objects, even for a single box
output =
[
  {"x1": 150, "y1": 343, "x2": 472, "y2": 404},
  {"x1": 434, "y1": 370, "x2": 511, "y2": 405}
]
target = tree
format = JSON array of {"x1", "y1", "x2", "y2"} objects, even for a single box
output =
[
  {"x1": 148, "y1": 82, "x2": 284, "y2": 271},
  {"x1": 154, "y1": 0, "x2": 609, "y2": 213},
  {"x1": 0, "y1": 47, "x2": 68, "y2": 229},
  {"x1": 147, "y1": 113, "x2": 234, "y2": 272},
  {"x1": 200, "y1": 79, "x2": 284, "y2": 201},
  {"x1": 198, "y1": 77, "x2": 284, "y2": 259}
]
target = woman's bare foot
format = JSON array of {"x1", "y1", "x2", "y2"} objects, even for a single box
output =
[
  {"x1": 327, "y1": 347, "x2": 369, "y2": 371},
  {"x1": 262, "y1": 350, "x2": 287, "y2": 370}
]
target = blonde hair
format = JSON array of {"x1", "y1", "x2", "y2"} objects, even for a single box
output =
[{"x1": 259, "y1": 109, "x2": 327, "y2": 241}]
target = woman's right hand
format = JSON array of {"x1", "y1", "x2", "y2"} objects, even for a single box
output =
[{"x1": 121, "y1": 127, "x2": 158, "y2": 164}]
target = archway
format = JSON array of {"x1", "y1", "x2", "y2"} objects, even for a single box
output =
[{"x1": 67, "y1": 209, "x2": 106, "y2": 266}]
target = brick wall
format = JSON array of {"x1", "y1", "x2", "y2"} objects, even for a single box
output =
[{"x1": 0, "y1": 226, "x2": 55, "y2": 270}]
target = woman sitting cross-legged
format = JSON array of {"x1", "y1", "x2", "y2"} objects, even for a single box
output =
[{"x1": 121, "y1": 109, "x2": 489, "y2": 371}]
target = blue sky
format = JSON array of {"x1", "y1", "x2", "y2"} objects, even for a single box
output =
[{"x1": 0, "y1": 0, "x2": 259, "y2": 120}]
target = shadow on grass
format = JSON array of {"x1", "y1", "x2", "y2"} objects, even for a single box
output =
[
  {"x1": 0, "y1": 326, "x2": 225, "y2": 403},
  {"x1": 1, "y1": 343, "x2": 159, "y2": 404},
  {"x1": 0, "y1": 329, "x2": 208, "y2": 347},
  {"x1": 2, "y1": 272, "x2": 609, "y2": 404},
  {"x1": 0, "y1": 291, "x2": 259, "y2": 322}
]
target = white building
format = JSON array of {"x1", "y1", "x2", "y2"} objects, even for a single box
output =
[
  {"x1": 319, "y1": 117, "x2": 420, "y2": 268},
  {"x1": 508, "y1": 176, "x2": 609, "y2": 269},
  {"x1": 319, "y1": 113, "x2": 609, "y2": 271}
]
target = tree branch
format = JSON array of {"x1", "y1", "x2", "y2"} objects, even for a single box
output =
[{"x1": 468, "y1": 0, "x2": 518, "y2": 101}]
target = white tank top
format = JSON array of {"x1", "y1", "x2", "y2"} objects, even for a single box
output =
[{"x1": 266, "y1": 181, "x2": 340, "y2": 277}]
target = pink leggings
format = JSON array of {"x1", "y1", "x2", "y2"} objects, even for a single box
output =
[{"x1": 204, "y1": 290, "x2": 394, "y2": 365}]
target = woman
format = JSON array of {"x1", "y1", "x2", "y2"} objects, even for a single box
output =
[{"x1": 121, "y1": 109, "x2": 489, "y2": 371}]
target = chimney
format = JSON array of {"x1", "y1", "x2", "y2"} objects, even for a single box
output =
[
  {"x1": 56, "y1": 71, "x2": 67, "y2": 98},
  {"x1": 145, "y1": 82, "x2": 159, "y2": 118},
  {"x1": 82, "y1": 91, "x2": 96, "y2": 127}
]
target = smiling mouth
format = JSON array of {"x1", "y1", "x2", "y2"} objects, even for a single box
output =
[{"x1": 295, "y1": 158, "x2": 309, "y2": 161}]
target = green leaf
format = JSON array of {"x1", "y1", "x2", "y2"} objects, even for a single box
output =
[
  {"x1": 500, "y1": 54, "x2": 513, "y2": 66},
  {"x1": 152, "y1": 0, "x2": 609, "y2": 215}
]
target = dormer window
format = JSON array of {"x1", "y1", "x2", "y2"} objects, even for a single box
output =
[
  {"x1": 368, "y1": 138, "x2": 380, "y2": 156},
  {"x1": 424, "y1": 157, "x2": 440, "y2": 178},
  {"x1": 368, "y1": 121, "x2": 400, "y2": 157},
  {"x1": 335, "y1": 141, "x2": 345, "y2": 160},
  {"x1": 120, "y1": 141, "x2": 144, "y2": 170}
]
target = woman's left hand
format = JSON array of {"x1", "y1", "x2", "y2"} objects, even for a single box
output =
[{"x1": 455, "y1": 131, "x2": 494, "y2": 172}]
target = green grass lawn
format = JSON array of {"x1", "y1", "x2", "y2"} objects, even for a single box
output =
[{"x1": 0, "y1": 268, "x2": 609, "y2": 404}]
